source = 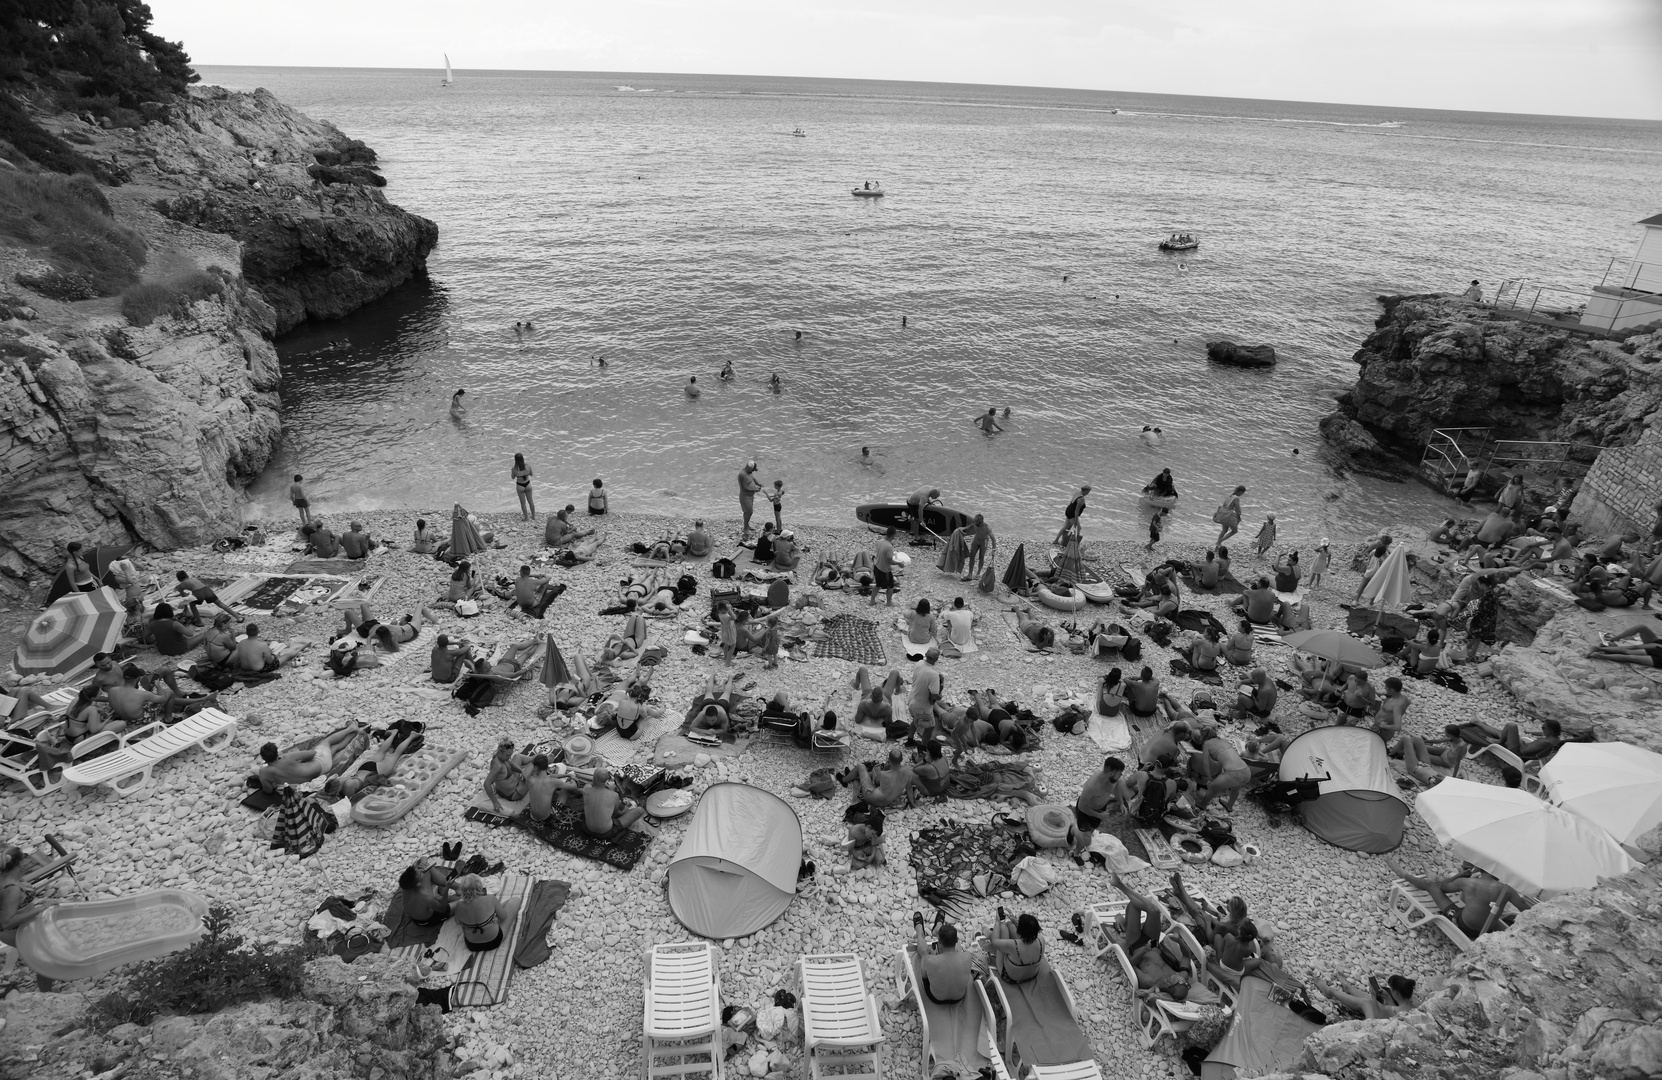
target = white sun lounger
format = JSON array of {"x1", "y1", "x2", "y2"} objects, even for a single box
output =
[
  {"x1": 1472, "y1": 744, "x2": 1546, "y2": 796},
  {"x1": 1385, "y1": 881, "x2": 1478, "y2": 953},
  {"x1": 894, "y1": 945, "x2": 1011, "y2": 1080},
  {"x1": 982, "y1": 965, "x2": 1102, "y2": 1080},
  {"x1": 1108, "y1": 941, "x2": 1210, "y2": 1051},
  {"x1": 799, "y1": 952, "x2": 884, "y2": 1080},
  {"x1": 0, "y1": 723, "x2": 121, "y2": 798},
  {"x1": 60, "y1": 707, "x2": 238, "y2": 798},
  {"x1": 643, "y1": 941, "x2": 723, "y2": 1080}
]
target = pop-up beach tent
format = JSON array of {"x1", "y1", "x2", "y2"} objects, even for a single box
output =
[
  {"x1": 666, "y1": 783, "x2": 802, "y2": 939},
  {"x1": 1278, "y1": 726, "x2": 1407, "y2": 853}
]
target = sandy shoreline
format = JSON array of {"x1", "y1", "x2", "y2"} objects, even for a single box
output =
[{"x1": 4, "y1": 505, "x2": 1539, "y2": 1077}]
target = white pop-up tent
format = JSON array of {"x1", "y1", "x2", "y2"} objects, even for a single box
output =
[
  {"x1": 1279, "y1": 726, "x2": 1408, "y2": 853},
  {"x1": 666, "y1": 783, "x2": 803, "y2": 939}
]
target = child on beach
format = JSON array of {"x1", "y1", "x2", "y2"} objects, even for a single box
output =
[
  {"x1": 289, "y1": 474, "x2": 310, "y2": 525},
  {"x1": 587, "y1": 478, "x2": 608, "y2": 516},
  {"x1": 1255, "y1": 514, "x2": 1277, "y2": 557},
  {"x1": 1146, "y1": 509, "x2": 1165, "y2": 553},
  {"x1": 1308, "y1": 539, "x2": 1331, "y2": 589},
  {"x1": 717, "y1": 603, "x2": 737, "y2": 665},
  {"x1": 761, "y1": 614, "x2": 781, "y2": 669},
  {"x1": 768, "y1": 480, "x2": 785, "y2": 532}
]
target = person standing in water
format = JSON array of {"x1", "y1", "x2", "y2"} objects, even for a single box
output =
[
  {"x1": 738, "y1": 462, "x2": 762, "y2": 538},
  {"x1": 289, "y1": 474, "x2": 311, "y2": 526},
  {"x1": 974, "y1": 408, "x2": 1004, "y2": 436},
  {"x1": 685, "y1": 376, "x2": 701, "y2": 399},
  {"x1": 1214, "y1": 485, "x2": 1246, "y2": 548},
  {"x1": 587, "y1": 478, "x2": 608, "y2": 516},
  {"x1": 510, "y1": 453, "x2": 535, "y2": 521},
  {"x1": 719, "y1": 360, "x2": 734, "y2": 381},
  {"x1": 1056, "y1": 485, "x2": 1091, "y2": 544},
  {"x1": 449, "y1": 389, "x2": 467, "y2": 419},
  {"x1": 770, "y1": 373, "x2": 783, "y2": 393}
]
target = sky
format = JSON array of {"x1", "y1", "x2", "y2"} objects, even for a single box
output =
[{"x1": 157, "y1": 0, "x2": 1662, "y2": 120}]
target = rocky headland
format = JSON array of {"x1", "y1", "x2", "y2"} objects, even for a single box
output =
[
  {"x1": 1318, "y1": 293, "x2": 1662, "y2": 483},
  {"x1": 1, "y1": 83, "x2": 436, "y2": 600}
]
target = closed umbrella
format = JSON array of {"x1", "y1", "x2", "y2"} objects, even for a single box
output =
[
  {"x1": 539, "y1": 634, "x2": 572, "y2": 689},
  {"x1": 1540, "y1": 742, "x2": 1662, "y2": 845},
  {"x1": 1359, "y1": 543, "x2": 1413, "y2": 633},
  {"x1": 45, "y1": 544, "x2": 135, "y2": 604},
  {"x1": 1001, "y1": 543, "x2": 1029, "y2": 593},
  {"x1": 14, "y1": 586, "x2": 126, "y2": 677},
  {"x1": 1052, "y1": 535, "x2": 1084, "y2": 583},
  {"x1": 1278, "y1": 629, "x2": 1384, "y2": 668},
  {"x1": 1415, "y1": 776, "x2": 1636, "y2": 897},
  {"x1": 449, "y1": 503, "x2": 486, "y2": 559}
]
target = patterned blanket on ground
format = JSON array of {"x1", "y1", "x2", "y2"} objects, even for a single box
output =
[
  {"x1": 238, "y1": 576, "x2": 314, "y2": 613},
  {"x1": 908, "y1": 823, "x2": 1024, "y2": 913},
  {"x1": 812, "y1": 613, "x2": 887, "y2": 666},
  {"x1": 945, "y1": 760, "x2": 1045, "y2": 803},
  {"x1": 463, "y1": 803, "x2": 652, "y2": 871}
]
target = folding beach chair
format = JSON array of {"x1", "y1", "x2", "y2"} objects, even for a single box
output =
[
  {"x1": 59, "y1": 707, "x2": 238, "y2": 798},
  {"x1": 893, "y1": 945, "x2": 1010, "y2": 1080},
  {"x1": 1383, "y1": 882, "x2": 1481, "y2": 953},
  {"x1": 1472, "y1": 744, "x2": 1545, "y2": 796},
  {"x1": 1168, "y1": 923, "x2": 1237, "y2": 1010},
  {"x1": 1108, "y1": 941, "x2": 1209, "y2": 1051},
  {"x1": 798, "y1": 952, "x2": 884, "y2": 1080},
  {"x1": 643, "y1": 941, "x2": 723, "y2": 1080}
]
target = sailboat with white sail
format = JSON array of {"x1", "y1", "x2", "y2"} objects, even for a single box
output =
[{"x1": 441, "y1": 54, "x2": 453, "y2": 87}]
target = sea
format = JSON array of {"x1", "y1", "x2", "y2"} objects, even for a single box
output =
[{"x1": 198, "y1": 66, "x2": 1662, "y2": 544}]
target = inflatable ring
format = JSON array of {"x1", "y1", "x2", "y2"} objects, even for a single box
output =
[
  {"x1": 1175, "y1": 837, "x2": 1213, "y2": 864},
  {"x1": 1241, "y1": 842, "x2": 1263, "y2": 865},
  {"x1": 1037, "y1": 583, "x2": 1088, "y2": 612},
  {"x1": 1026, "y1": 803, "x2": 1075, "y2": 848}
]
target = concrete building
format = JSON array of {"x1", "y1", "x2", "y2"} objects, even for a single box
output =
[{"x1": 1582, "y1": 213, "x2": 1662, "y2": 333}]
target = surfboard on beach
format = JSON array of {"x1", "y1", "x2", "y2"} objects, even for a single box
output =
[{"x1": 854, "y1": 503, "x2": 974, "y2": 537}]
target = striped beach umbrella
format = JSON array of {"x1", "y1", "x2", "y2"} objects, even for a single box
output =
[
  {"x1": 450, "y1": 503, "x2": 486, "y2": 559},
  {"x1": 14, "y1": 586, "x2": 126, "y2": 677}
]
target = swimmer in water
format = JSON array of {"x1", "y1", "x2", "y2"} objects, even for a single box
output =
[
  {"x1": 901, "y1": 316, "x2": 907, "y2": 327},
  {"x1": 449, "y1": 389, "x2": 467, "y2": 418},
  {"x1": 770, "y1": 373, "x2": 783, "y2": 394},
  {"x1": 719, "y1": 360, "x2": 734, "y2": 381},
  {"x1": 596, "y1": 355, "x2": 607, "y2": 367},
  {"x1": 686, "y1": 376, "x2": 701, "y2": 399},
  {"x1": 793, "y1": 331, "x2": 802, "y2": 342},
  {"x1": 1002, "y1": 407, "x2": 1012, "y2": 419},
  {"x1": 1140, "y1": 425, "x2": 1161, "y2": 448},
  {"x1": 974, "y1": 408, "x2": 1004, "y2": 436}
]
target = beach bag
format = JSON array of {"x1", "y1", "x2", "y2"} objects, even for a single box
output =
[
  {"x1": 455, "y1": 599, "x2": 481, "y2": 618},
  {"x1": 711, "y1": 558, "x2": 736, "y2": 579},
  {"x1": 1212, "y1": 503, "x2": 1231, "y2": 524},
  {"x1": 188, "y1": 664, "x2": 236, "y2": 691},
  {"x1": 978, "y1": 563, "x2": 996, "y2": 594},
  {"x1": 325, "y1": 647, "x2": 360, "y2": 678},
  {"x1": 1012, "y1": 855, "x2": 1062, "y2": 897},
  {"x1": 1120, "y1": 638, "x2": 1142, "y2": 662},
  {"x1": 1050, "y1": 704, "x2": 1090, "y2": 734},
  {"x1": 677, "y1": 574, "x2": 698, "y2": 596}
]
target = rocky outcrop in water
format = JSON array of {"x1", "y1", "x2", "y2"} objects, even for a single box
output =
[
  {"x1": 0, "y1": 86, "x2": 437, "y2": 599},
  {"x1": 1206, "y1": 339, "x2": 1277, "y2": 367},
  {"x1": 1320, "y1": 294, "x2": 1662, "y2": 476}
]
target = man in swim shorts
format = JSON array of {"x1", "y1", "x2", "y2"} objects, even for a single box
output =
[
  {"x1": 1385, "y1": 859, "x2": 1525, "y2": 939},
  {"x1": 871, "y1": 528, "x2": 898, "y2": 606},
  {"x1": 231, "y1": 624, "x2": 311, "y2": 674},
  {"x1": 172, "y1": 570, "x2": 240, "y2": 622},
  {"x1": 906, "y1": 487, "x2": 940, "y2": 541},
  {"x1": 912, "y1": 918, "x2": 973, "y2": 1004},
  {"x1": 974, "y1": 408, "x2": 1003, "y2": 436},
  {"x1": 1073, "y1": 757, "x2": 1125, "y2": 853},
  {"x1": 738, "y1": 462, "x2": 762, "y2": 538},
  {"x1": 257, "y1": 724, "x2": 365, "y2": 793},
  {"x1": 582, "y1": 767, "x2": 645, "y2": 837}
]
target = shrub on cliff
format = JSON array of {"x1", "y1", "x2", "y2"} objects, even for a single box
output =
[
  {"x1": 1, "y1": 168, "x2": 145, "y2": 297},
  {"x1": 92, "y1": 906, "x2": 311, "y2": 1027},
  {"x1": 0, "y1": 92, "x2": 102, "y2": 175},
  {"x1": 121, "y1": 269, "x2": 227, "y2": 326},
  {"x1": 1, "y1": 0, "x2": 198, "y2": 107}
]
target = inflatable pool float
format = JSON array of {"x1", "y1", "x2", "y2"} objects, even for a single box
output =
[
  {"x1": 852, "y1": 187, "x2": 884, "y2": 197},
  {"x1": 1175, "y1": 837, "x2": 1213, "y2": 865},
  {"x1": 1139, "y1": 492, "x2": 1179, "y2": 510},
  {"x1": 853, "y1": 502, "x2": 974, "y2": 537},
  {"x1": 1026, "y1": 804, "x2": 1075, "y2": 848},
  {"x1": 18, "y1": 889, "x2": 209, "y2": 981},
  {"x1": 1076, "y1": 580, "x2": 1118, "y2": 604},
  {"x1": 351, "y1": 745, "x2": 469, "y2": 827},
  {"x1": 1036, "y1": 582, "x2": 1087, "y2": 612},
  {"x1": 646, "y1": 788, "x2": 697, "y2": 819}
]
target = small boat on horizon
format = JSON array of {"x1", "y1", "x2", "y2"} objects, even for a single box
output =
[
  {"x1": 853, "y1": 183, "x2": 884, "y2": 198},
  {"x1": 791, "y1": 127, "x2": 806, "y2": 137},
  {"x1": 615, "y1": 85, "x2": 637, "y2": 92},
  {"x1": 1159, "y1": 232, "x2": 1199, "y2": 252}
]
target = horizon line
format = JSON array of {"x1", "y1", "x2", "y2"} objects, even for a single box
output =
[{"x1": 191, "y1": 63, "x2": 1662, "y2": 126}]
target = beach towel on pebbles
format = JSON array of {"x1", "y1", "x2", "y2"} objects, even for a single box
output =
[
  {"x1": 811, "y1": 613, "x2": 887, "y2": 666},
  {"x1": 237, "y1": 576, "x2": 316, "y2": 614},
  {"x1": 411, "y1": 871, "x2": 534, "y2": 1008},
  {"x1": 909, "y1": 823, "x2": 1024, "y2": 911},
  {"x1": 463, "y1": 801, "x2": 652, "y2": 871}
]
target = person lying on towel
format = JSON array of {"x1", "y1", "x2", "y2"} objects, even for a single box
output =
[
  {"x1": 256, "y1": 724, "x2": 365, "y2": 793},
  {"x1": 321, "y1": 726, "x2": 426, "y2": 800}
]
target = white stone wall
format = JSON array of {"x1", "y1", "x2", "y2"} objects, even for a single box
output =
[{"x1": 1571, "y1": 421, "x2": 1662, "y2": 535}]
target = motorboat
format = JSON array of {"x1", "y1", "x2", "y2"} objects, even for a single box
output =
[
  {"x1": 1159, "y1": 232, "x2": 1199, "y2": 252},
  {"x1": 791, "y1": 128, "x2": 806, "y2": 137},
  {"x1": 854, "y1": 502, "x2": 972, "y2": 537},
  {"x1": 853, "y1": 185, "x2": 884, "y2": 197}
]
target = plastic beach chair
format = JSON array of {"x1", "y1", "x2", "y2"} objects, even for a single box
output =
[
  {"x1": 1472, "y1": 744, "x2": 1545, "y2": 796},
  {"x1": 1383, "y1": 882, "x2": 1476, "y2": 954},
  {"x1": 980, "y1": 963, "x2": 1103, "y2": 1080},
  {"x1": 1168, "y1": 923, "x2": 1238, "y2": 1010},
  {"x1": 893, "y1": 945, "x2": 1011, "y2": 1080},
  {"x1": 1108, "y1": 941, "x2": 1208, "y2": 1051},
  {"x1": 643, "y1": 941, "x2": 722, "y2": 1080},
  {"x1": 59, "y1": 707, "x2": 238, "y2": 798},
  {"x1": 1079, "y1": 900, "x2": 1128, "y2": 963},
  {"x1": 798, "y1": 952, "x2": 884, "y2": 1080}
]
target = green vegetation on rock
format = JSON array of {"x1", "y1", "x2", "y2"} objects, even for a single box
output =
[{"x1": 0, "y1": 168, "x2": 146, "y2": 297}]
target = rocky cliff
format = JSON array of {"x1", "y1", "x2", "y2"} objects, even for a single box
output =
[
  {"x1": 1319, "y1": 294, "x2": 1662, "y2": 481},
  {"x1": 0, "y1": 85, "x2": 436, "y2": 599},
  {"x1": 1281, "y1": 863, "x2": 1662, "y2": 1080}
]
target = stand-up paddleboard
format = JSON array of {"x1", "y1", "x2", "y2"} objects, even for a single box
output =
[{"x1": 854, "y1": 503, "x2": 973, "y2": 537}]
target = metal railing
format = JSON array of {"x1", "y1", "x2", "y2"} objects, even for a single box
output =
[
  {"x1": 1597, "y1": 256, "x2": 1662, "y2": 291},
  {"x1": 1489, "y1": 439, "x2": 1601, "y2": 481},
  {"x1": 1420, "y1": 427, "x2": 1493, "y2": 489},
  {"x1": 1418, "y1": 429, "x2": 1602, "y2": 494},
  {"x1": 1490, "y1": 279, "x2": 1589, "y2": 319}
]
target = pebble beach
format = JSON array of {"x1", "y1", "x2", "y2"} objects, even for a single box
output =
[{"x1": 4, "y1": 505, "x2": 1545, "y2": 1079}]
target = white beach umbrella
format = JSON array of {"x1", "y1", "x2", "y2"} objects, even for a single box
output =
[
  {"x1": 1360, "y1": 542, "x2": 1413, "y2": 608},
  {"x1": 1540, "y1": 742, "x2": 1662, "y2": 845},
  {"x1": 1415, "y1": 776, "x2": 1636, "y2": 898}
]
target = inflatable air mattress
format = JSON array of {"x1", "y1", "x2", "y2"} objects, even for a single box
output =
[
  {"x1": 351, "y1": 745, "x2": 469, "y2": 827},
  {"x1": 18, "y1": 889, "x2": 210, "y2": 981}
]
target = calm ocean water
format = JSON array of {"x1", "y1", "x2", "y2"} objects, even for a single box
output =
[{"x1": 201, "y1": 66, "x2": 1662, "y2": 543}]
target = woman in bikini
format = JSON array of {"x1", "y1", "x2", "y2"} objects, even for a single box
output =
[
  {"x1": 987, "y1": 910, "x2": 1048, "y2": 983},
  {"x1": 1214, "y1": 485, "x2": 1246, "y2": 548},
  {"x1": 510, "y1": 453, "x2": 536, "y2": 521},
  {"x1": 63, "y1": 684, "x2": 125, "y2": 742},
  {"x1": 411, "y1": 518, "x2": 438, "y2": 554},
  {"x1": 451, "y1": 873, "x2": 523, "y2": 953},
  {"x1": 202, "y1": 614, "x2": 238, "y2": 667}
]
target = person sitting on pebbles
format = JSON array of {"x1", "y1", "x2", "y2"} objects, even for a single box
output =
[
  {"x1": 590, "y1": 680, "x2": 662, "y2": 739},
  {"x1": 483, "y1": 736, "x2": 535, "y2": 812},
  {"x1": 397, "y1": 861, "x2": 460, "y2": 927},
  {"x1": 840, "y1": 747, "x2": 915, "y2": 808},
  {"x1": 340, "y1": 521, "x2": 379, "y2": 560},
  {"x1": 256, "y1": 724, "x2": 366, "y2": 794},
  {"x1": 580, "y1": 767, "x2": 646, "y2": 838},
  {"x1": 845, "y1": 818, "x2": 886, "y2": 871},
  {"x1": 232, "y1": 624, "x2": 313, "y2": 674}
]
